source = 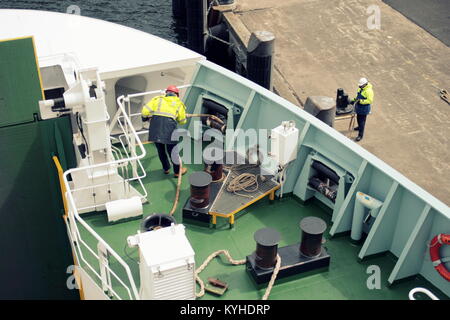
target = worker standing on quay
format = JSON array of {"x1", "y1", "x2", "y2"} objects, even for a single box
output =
[
  {"x1": 141, "y1": 85, "x2": 188, "y2": 177},
  {"x1": 351, "y1": 77, "x2": 374, "y2": 142}
]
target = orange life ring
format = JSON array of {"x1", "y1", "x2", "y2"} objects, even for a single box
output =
[{"x1": 429, "y1": 234, "x2": 450, "y2": 282}]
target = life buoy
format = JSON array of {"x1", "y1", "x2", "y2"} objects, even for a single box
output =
[{"x1": 429, "y1": 234, "x2": 450, "y2": 282}]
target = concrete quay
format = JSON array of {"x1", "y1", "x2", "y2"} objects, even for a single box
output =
[{"x1": 220, "y1": 0, "x2": 450, "y2": 206}]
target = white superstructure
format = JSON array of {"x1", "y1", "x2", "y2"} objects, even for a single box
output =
[
  {"x1": 0, "y1": 9, "x2": 204, "y2": 134},
  {"x1": 0, "y1": 9, "x2": 203, "y2": 300}
]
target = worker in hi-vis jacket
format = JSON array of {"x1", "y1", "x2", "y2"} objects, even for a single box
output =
[
  {"x1": 141, "y1": 85, "x2": 188, "y2": 178},
  {"x1": 350, "y1": 77, "x2": 374, "y2": 142}
]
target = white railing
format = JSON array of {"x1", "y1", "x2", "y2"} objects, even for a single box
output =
[
  {"x1": 110, "y1": 84, "x2": 192, "y2": 132},
  {"x1": 125, "y1": 84, "x2": 191, "y2": 100},
  {"x1": 63, "y1": 84, "x2": 192, "y2": 300},
  {"x1": 63, "y1": 93, "x2": 149, "y2": 300},
  {"x1": 67, "y1": 210, "x2": 135, "y2": 300}
]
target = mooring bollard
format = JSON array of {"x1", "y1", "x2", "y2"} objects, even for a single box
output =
[{"x1": 247, "y1": 31, "x2": 275, "y2": 90}]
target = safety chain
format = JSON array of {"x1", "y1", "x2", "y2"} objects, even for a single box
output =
[{"x1": 206, "y1": 0, "x2": 234, "y2": 47}]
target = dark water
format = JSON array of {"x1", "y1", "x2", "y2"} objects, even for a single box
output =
[{"x1": 0, "y1": 0, "x2": 187, "y2": 46}]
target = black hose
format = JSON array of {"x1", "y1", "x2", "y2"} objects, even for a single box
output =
[{"x1": 76, "y1": 112, "x2": 89, "y2": 155}]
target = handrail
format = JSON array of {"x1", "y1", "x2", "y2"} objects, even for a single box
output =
[
  {"x1": 126, "y1": 84, "x2": 191, "y2": 99},
  {"x1": 62, "y1": 84, "x2": 192, "y2": 299},
  {"x1": 408, "y1": 287, "x2": 439, "y2": 300},
  {"x1": 110, "y1": 84, "x2": 192, "y2": 133},
  {"x1": 62, "y1": 94, "x2": 147, "y2": 300},
  {"x1": 75, "y1": 234, "x2": 132, "y2": 300}
]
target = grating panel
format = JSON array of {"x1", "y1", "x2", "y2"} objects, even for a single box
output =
[{"x1": 210, "y1": 165, "x2": 279, "y2": 215}]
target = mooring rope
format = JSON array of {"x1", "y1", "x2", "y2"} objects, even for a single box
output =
[
  {"x1": 226, "y1": 172, "x2": 260, "y2": 198},
  {"x1": 169, "y1": 156, "x2": 183, "y2": 216},
  {"x1": 262, "y1": 254, "x2": 281, "y2": 300},
  {"x1": 195, "y1": 250, "x2": 245, "y2": 298},
  {"x1": 186, "y1": 113, "x2": 224, "y2": 124},
  {"x1": 195, "y1": 250, "x2": 281, "y2": 300}
]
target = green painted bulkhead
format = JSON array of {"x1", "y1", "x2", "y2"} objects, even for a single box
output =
[{"x1": 0, "y1": 37, "x2": 78, "y2": 299}]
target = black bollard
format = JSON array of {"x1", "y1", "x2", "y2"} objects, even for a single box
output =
[
  {"x1": 299, "y1": 217, "x2": 327, "y2": 258},
  {"x1": 303, "y1": 96, "x2": 336, "y2": 127},
  {"x1": 141, "y1": 214, "x2": 177, "y2": 232},
  {"x1": 189, "y1": 171, "x2": 213, "y2": 209},
  {"x1": 253, "y1": 228, "x2": 281, "y2": 270},
  {"x1": 247, "y1": 31, "x2": 275, "y2": 90},
  {"x1": 186, "y1": 0, "x2": 207, "y2": 55}
]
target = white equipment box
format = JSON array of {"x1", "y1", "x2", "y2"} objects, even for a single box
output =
[
  {"x1": 270, "y1": 121, "x2": 300, "y2": 166},
  {"x1": 136, "y1": 224, "x2": 195, "y2": 300}
]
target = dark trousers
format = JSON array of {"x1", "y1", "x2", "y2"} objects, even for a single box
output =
[
  {"x1": 356, "y1": 114, "x2": 368, "y2": 137},
  {"x1": 154, "y1": 143, "x2": 180, "y2": 174}
]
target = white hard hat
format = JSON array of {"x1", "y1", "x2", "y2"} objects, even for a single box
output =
[{"x1": 358, "y1": 77, "x2": 368, "y2": 86}]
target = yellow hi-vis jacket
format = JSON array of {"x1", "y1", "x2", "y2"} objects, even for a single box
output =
[
  {"x1": 141, "y1": 95, "x2": 187, "y2": 125},
  {"x1": 353, "y1": 83, "x2": 374, "y2": 115}
]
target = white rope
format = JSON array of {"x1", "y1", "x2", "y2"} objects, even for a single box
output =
[
  {"x1": 195, "y1": 250, "x2": 282, "y2": 300},
  {"x1": 262, "y1": 254, "x2": 281, "y2": 300},
  {"x1": 195, "y1": 250, "x2": 245, "y2": 298},
  {"x1": 226, "y1": 172, "x2": 259, "y2": 198}
]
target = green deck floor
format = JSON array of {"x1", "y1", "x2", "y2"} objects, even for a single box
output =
[{"x1": 78, "y1": 143, "x2": 448, "y2": 300}]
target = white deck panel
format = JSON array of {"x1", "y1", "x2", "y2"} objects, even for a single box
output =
[{"x1": 0, "y1": 9, "x2": 204, "y2": 77}]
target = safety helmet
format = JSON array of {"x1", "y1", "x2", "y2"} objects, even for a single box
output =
[
  {"x1": 358, "y1": 77, "x2": 368, "y2": 87},
  {"x1": 166, "y1": 85, "x2": 180, "y2": 96}
]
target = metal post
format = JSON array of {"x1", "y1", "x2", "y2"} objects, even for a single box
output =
[{"x1": 247, "y1": 31, "x2": 275, "y2": 90}]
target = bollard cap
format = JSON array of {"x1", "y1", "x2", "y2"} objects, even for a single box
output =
[
  {"x1": 300, "y1": 217, "x2": 327, "y2": 235},
  {"x1": 248, "y1": 31, "x2": 275, "y2": 56},
  {"x1": 254, "y1": 228, "x2": 281, "y2": 247},
  {"x1": 189, "y1": 171, "x2": 212, "y2": 187}
]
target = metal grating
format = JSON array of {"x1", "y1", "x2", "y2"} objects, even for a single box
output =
[{"x1": 210, "y1": 165, "x2": 280, "y2": 215}]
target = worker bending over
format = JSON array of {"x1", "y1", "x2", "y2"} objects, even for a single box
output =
[
  {"x1": 141, "y1": 85, "x2": 188, "y2": 177},
  {"x1": 351, "y1": 78, "x2": 374, "y2": 142}
]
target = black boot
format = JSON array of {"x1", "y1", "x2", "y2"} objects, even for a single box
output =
[
  {"x1": 354, "y1": 127, "x2": 359, "y2": 131},
  {"x1": 355, "y1": 135, "x2": 363, "y2": 142}
]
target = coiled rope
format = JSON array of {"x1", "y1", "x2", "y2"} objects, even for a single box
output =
[{"x1": 226, "y1": 172, "x2": 260, "y2": 198}]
